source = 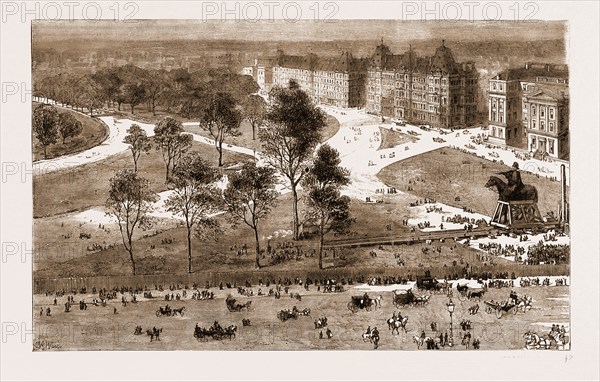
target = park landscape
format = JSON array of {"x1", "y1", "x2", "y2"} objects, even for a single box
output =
[{"x1": 31, "y1": 20, "x2": 570, "y2": 351}]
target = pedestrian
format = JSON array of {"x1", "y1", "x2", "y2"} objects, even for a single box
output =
[
  {"x1": 39, "y1": 307, "x2": 43, "y2": 316},
  {"x1": 444, "y1": 332, "x2": 448, "y2": 345}
]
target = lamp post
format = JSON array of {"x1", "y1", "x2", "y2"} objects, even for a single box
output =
[{"x1": 447, "y1": 298, "x2": 455, "y2": 347}]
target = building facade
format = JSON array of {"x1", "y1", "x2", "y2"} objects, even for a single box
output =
[
  {"x1": 487, "y1": 63, "x2": 568, "y2": 150},
  {"x1": 271, "y1": 51, "x2": 367, "y2": 108},
  {"x1": 522, "y1": 82, "x2": 569, "y2": 159},
  {"x1": 366, "y1": 42, "x2": 479, "y2": 128},
  {"x1": 242, "y1": 58, "x2": 273, "y2": 95}
]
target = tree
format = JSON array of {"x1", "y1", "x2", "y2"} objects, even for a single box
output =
[
  {"x1": 165, "y1": 153, "x2": 222, "y2": 273},
  {"x1": 143, "y1": 69, "x2": 169, "y2": 115},
  {"x1": 154, "y1": 117, "x2": 193, "y2": 181},
  {"x1": 198, "y1": 92, "x2": 243, "y2": 167},
  {"x1": 243, "y1": 94, "x2": 266, "y2": 140},
  {"x1": 261, "y1": 80, "x2": 326, "y2": 240},
  {"x1": 123, "y1": 124, "x2": 152, "y2": 172},
  {"x1": 33, "y1": 105, "x2": 59, "y2": 159},
  {"x1": 302, "y1": 144, "x2": 353, "y2": 269},
  {"x1": 123, "y1": 83, "x2": 146, "y2": 114},
  {"x1": 223, "y1": 162, "x2": 279, "y2": 269},
  {"x1": 57, "y1": 112, "x2": 83, "y2": 144},
  {"x1": 106, "y1": 170, "x2": 158, "y2": 275}
]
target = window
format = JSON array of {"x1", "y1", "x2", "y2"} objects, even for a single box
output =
[
  {"x1": 540, "y1": 107, "x2": 545, "y2": 118},
  {"x1": 549, "y1": 140, "x2": 555, "y2": 154},
  {"x1": 531, "y1": 136, "x2": 536, "y2": 150},
  {"x1": 549, "y1": 122, "x2": 554, "y2": 132},
  {"x1": 540, "y1": 120, "x2": 545, "y2": 130},
  {"x1": 531, "y1": 105, "x2": 536, "y2": 116},
  {"x1": 549, "y1": 108, "x2": 555, "y2": 120},
  {"x1": 532, "y1": 120, "x2": 536, "y2": 129},
  {"x1": 492, "y1": 83, "x2": 497, "y2": 90}
]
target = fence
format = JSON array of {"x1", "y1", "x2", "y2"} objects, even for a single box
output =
[{"x1": 33, "y1": 263, "x2": 569, "y2": 294}]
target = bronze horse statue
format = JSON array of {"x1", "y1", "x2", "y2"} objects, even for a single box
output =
[{"x1": 485, "y1": 176, "x2": 538, "y2": 203}]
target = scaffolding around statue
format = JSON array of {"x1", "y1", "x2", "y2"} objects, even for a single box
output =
[{"x1": 490, "y1": 200, "x2": 544, "y2": 229}]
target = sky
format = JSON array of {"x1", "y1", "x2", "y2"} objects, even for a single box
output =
[{"x1": 32, "y1": 19, "x2": 566, "y2": 42}]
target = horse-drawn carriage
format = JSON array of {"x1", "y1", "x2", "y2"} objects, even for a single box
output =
[
  {"x1": 277, "y1": 307, "x2": 311, "y2": 321},
  {"x1": 347, "y1": 294, "x2": 373, "y2": 313},
  {"x1": 225, "y1": 296, "x2": 252, "y2": 312},
  {"x1": 155, "y1": 305, "x2": 185, "y2": 317},
  {"x1": 392, "y1": 289, "x2": 415, "y2": 308},
  {"x1": 193, "y1": 322, "x2": 237, "y2": 341},
  {"x1": 484, "y1": 300, "x2": 517, "y2": 318},
  {"x1": 415, "y1": 274, "x2": 448, "y2": 294}
]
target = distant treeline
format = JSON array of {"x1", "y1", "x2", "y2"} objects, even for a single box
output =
[{"x1": 33, "y1": 65, "x2": 259, "y2": 117}]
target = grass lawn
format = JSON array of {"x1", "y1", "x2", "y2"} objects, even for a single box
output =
[
  {"x1": 35, "y1": 187, "x2": 501, "y2": 279},
  {"x1": 32, "y1": 103, "x2": 109, "y2": 162},
  {"x1": 377, "y1": 147, "x2": 567, "y2": 217},
  {"x1": 33, "y1": 139, "x2": 252, "y2": 218},
  {"x1": 377, "y1": 127, "x2": 419, "y2": 151}
]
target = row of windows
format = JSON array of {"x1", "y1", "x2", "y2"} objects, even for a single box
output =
[{"x1": 530, "y1": 120, "x2": 555, "y2": 132}]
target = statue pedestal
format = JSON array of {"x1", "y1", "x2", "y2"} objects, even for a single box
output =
[{"x1": 490, "y1": 200, "x2": 543, "y2": 229}]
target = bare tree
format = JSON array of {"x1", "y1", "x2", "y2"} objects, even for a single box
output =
[{"x1": 106, "y1": 170, "x2": 158, "y2": 275}]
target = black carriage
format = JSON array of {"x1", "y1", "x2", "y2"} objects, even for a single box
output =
[
  {"x1": 193, "y1": 324, "x2": 236, "y2": 341},
  {"x1": 347, "y1": 295, "x2": 373, "y2": 313},
  {"x1": 277, "y1": 309, "x2": 299, "y2": 322},
  {"x1": 156, "y1": 305, "x2": 173, "y2": 317},
  {"x1": 392, "y1": 289, "x2": 415, "y2": 308},
  {"x1": 415, "y1": 274, "x2": 447, "y2": 294}
]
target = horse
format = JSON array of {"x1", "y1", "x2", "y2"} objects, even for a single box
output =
[
  {"x1": 172, "y1": 307, "x2": 186, "y2": 316},
  {"x1": 468, "y1": 290, "x2": 485, "y2": 300},
  {"x1": 297, "y1": 308, "x2": 311, "y2": 317},
  {"x1": 413, "y1": 335, "x2": 432, "y2": 349},
  {"x1": 370, "y1": 295, "x2": 383, "y2": 309},
  {"x1": 146, "y1": 327, "x2": 162, "y2": 342},
  {"x1": 485, "y1": 175, "x2": 538, "y2": 203},
  {"x1": 523, "y1": 331, "x2": 550, "y2": 349},
  {"x1": 388, "y1": 316, "x2": 409, "y2": 335},
  {"x1": 468, "y1": 303, "x2": 480, "y2": 315}
]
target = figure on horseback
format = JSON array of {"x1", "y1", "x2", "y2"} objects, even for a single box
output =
[{"x1": 485, "y1": 162, "x2": 538, "y2": 203}]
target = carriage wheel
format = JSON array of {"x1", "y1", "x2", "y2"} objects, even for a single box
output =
[
  {"x1": 347, "y1": 301, "x2": 357, "y2": 313},
  {"x1": 156, "y1": 310, "x2": 161, "y2": 317},
  {"x1": 458, "y1": 293, "x2": 467, "y2": 302},
  {"x1": 495, "y1": 307, "x2": 503, "y2": 319},
  {"x1": 393, "y1": 300, "x2": 401, "y2": 309},
  {"x1": 512, "y1": 306, "x2": 518, "y2": 315},
  {"x1": 366, "y1": 303, "x2": 372, "y2": 312}
]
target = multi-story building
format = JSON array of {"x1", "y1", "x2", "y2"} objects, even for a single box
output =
[
  {"x1": 242, "y1": 58, "x2": 273, "y2": 95},
  {"x1": 522, "y1": 82, "x2": 569, "y2": 159},
  {"x1": 366, "y1": 41, "x2": 479, "y2": 128},
  {"x1": 487, "y1": 62, "x2": 568, "y2": 149},
  {"x1": 271, "y1": 51, "x2": 366, "y2": 108}
]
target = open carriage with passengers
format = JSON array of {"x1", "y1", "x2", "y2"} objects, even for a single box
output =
[
  {"x1": 348, "y1": 293, "x2": 374, "y2": 313},
  {"x1": 392, "y1": 289, "x2": 415, "y2": 308},
  {"x1": 225, "y1": 296, "x2": 252, "y2": 312},
  {"x1": 484, "y1": 300, "x2": 518, "y2": 318}
]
